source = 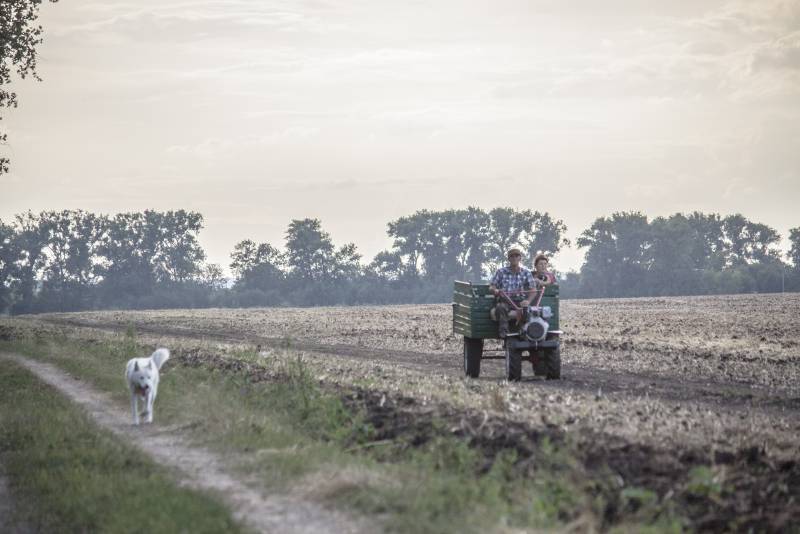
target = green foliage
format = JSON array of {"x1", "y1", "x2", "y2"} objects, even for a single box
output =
[
  {"x1": 384, "y1": 207, "x2": 568, "y2": 283},
  {"x1": 1, "y1": 1, "x2": 59, "y2": 174},
  {"x1": 789, "y1": 227, "x2": 800, "y2": 269},
  {"x1": 0, "y1": 207, "x2": 795, "y2": 314},
  {"x1": 1, "y1": 209, "x2": 209, "y2": 313},
  {"x1": 686, "y1": 466, "x2": 723, "y2": 498},
  {"x1": 576, "y1": 211, "x2": 790, "y2": 297},
  {"x1": 272, "y1": 355, "x2": 374, "y2": 443},
  {"x1": 577, "y1": 211, "x2": 651, "y2": 297},
  {"x1": 0, "y1": 360, "x2": 243, "y2": 533}
]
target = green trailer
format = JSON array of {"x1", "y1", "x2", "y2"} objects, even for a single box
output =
[{"x1": 452, "y1": 281, "x2": 562, "y2": 381}]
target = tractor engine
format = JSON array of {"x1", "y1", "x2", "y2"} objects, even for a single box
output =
[{"x1": 523, "y1": 306, "x2": 552, "y2": 342}]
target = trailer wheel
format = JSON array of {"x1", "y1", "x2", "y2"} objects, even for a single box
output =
[
  {"x1": 463, "y1": 337, "x2": 483, "y2": 378},
  {"x1": 505, "y1": 346, "x2": 522, "y2": 381},
  {"x1": 544, "y1": 346, "x2": 561, "y2": 380}
]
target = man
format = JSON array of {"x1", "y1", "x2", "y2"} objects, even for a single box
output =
[
  {"x1": 489, "y1": 247, "x2": 538, "y2": 338},
  {"x1": 533, "y1": 254, "x2": 557, "y2": 286}
]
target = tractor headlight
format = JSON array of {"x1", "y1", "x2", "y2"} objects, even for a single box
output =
[{"x1": 525, "y1": 317, "x2": 549, "y2": 341}]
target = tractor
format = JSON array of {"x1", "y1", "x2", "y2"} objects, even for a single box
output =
[{"x1": 452, "y1": 281, "x2": 562, "y2": 381}]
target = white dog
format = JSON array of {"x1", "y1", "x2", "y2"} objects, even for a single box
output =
[{"x1": 125, "y1": 348, "x2": 170, "y2": 425}]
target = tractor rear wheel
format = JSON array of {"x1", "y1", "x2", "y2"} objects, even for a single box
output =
[
  {"x1": 505, "y1": 346, "x2": 522, "y2": 381},
  {"x1": 463, "y1": 337, "x2": 483, "y2": 378},
  {"x1": 544, "y1": 346, "x2": 561, "y2": 380}
]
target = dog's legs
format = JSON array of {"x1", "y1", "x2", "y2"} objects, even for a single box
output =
[
  {"x1": 145, "y1": 391, "x2": 154, "y2": 423},
  {"x1": 131, "y1": 392, "x2": 140, "y2": 425}
]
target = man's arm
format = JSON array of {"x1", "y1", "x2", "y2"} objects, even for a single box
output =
[
  {"x1": 489, "y1": 269, "x2": 503, "y2": 296},
  {"x1": 521, "y1": 271, "x2": 539, "y2": 306}
]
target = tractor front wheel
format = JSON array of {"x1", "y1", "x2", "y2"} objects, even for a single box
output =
[
  {"x1": 505, "y1": 346, "x2": 522, "y2": 381},
  {"x1": 544, "y1": 346, "x2": 561, "y2": 380}
]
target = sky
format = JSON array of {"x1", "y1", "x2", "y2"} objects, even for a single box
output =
[{"x1": 2, "y1": 0, "x2": 799, "y2": 273}]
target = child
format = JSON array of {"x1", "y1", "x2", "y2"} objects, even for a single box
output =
[{"x1": 533, "y1": 254, "x2": 556, "y2": 286}]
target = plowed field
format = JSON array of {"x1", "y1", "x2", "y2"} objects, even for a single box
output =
[{"x1": 6, "y1": 292, "x2": 800, "y2": 531}]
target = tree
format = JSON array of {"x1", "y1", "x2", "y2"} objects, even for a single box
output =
[
  {"x1": 0, "y1": 218, "x2": 18, "y2": 311},
  {"x1": 230, "y1": 239, "x2": 284, "y2": 291},
  {"x1": 200, "y1": 263, "x2": 227, "y2": 291},
  {"x1": 37, "y1": 210, "x2": 104, "y2": 311},
  {"x1": 1, "y1": 0, "x2": 58, "y2": 174},
  {"x1": 722, "y1": 214, "x2": 781, "y2": 266},
  {"x1": 151, "y1": 210, "x2": 206, "y2": 283},
  {"x1": 386, "y1": 207, "x2": 568, "y2": 283},
  {"x1": 9, "y1": 210, "x2": 49, "y2": 312},
  {"x1": 368, "y1": 250, "x2": 405, "y2": 281},
  {"x1": 97, "y1": 212, "x2": 159, "y2": 299},
  {"x1": 330, "y1": 242, "x2": 362, "y2": 282},
  {"x1": 284, "y1": 218, "x2": 362, "y2": 304},
  {"x1": 517, "y1": 210, "x2": 570, "y2": 266},
  {"x1": 457, "y1": 207, "x2": 491, "y2": 281},
  {"x1": 96, "y1": 210, "x2": 206, "y2": 304},
  {"x1": 386, "y1": 212, "x2": 426, "y2": 279},
  {"x1": 484, "y1": 207, "x2": 527, "y2": 273},
  {"x1": 284, "y1": 219, "x2": 336, "y2": 282},
  {"x1": 647, "y1": 214, "x2": 698, "y2": 295},
  {"x1": 685, "y1": 212, "x2": 726, "y2": 270},
  {"x1": 417, "y1": 209, "x2": 488, "y2": 281},
  {"x1": 789, "y1": 227, "x2": 800, "y2": 270},
  {"x1": 577, "y1": 212, "x2": 650, "y2": 297}
]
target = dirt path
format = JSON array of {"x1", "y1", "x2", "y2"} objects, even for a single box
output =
[
  {"x1": 44, "y1": 317, "x2": 800, "y2": 415},
  {"x1": 1, "y1": 353, "x2": 369, "y2": 534}
]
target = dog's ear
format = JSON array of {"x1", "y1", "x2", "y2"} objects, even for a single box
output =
[{"x1": 134, "y1": 361, "x2": 139, "y2": 372}]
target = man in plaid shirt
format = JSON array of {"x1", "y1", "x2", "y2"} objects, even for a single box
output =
[{"x1": 489, "y1": 247, "x2": 539, "y2": 338}]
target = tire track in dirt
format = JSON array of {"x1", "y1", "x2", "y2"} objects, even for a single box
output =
[
  {"x1": 1, "y1": 353, "x2": 369, "y2": 534},
  {"x1": 43, "y1": 317, "x2": 800, "y2": 416}
]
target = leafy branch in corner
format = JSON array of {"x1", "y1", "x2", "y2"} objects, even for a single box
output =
[{"x1": 0, "y1": 0, "x2": 58, "y2": 174}]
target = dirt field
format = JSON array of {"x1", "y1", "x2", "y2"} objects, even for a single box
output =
[{"x1": 6, "y1": 292, "x2": 800, "y2": 531}]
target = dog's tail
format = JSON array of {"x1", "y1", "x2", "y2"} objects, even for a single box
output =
[{"x1": 151, "y1": 348, "x2": 170, "y2": 370}]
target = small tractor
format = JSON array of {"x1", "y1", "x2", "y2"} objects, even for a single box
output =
[{"x1": 452, "y1": 281, "x2": 562, "y2": 381}]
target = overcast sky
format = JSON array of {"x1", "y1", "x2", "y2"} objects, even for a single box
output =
[{"x1": 2, "y1": 0, "x2": 799, "y2": 272}]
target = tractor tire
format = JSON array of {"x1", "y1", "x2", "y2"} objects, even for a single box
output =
[
  {"x1": 505, "y1": 346, "x2": 522, "y2": 381},
  {"x1": 544, "y1": 346, "x2": 561, "y2": 380},
  {"x1": 463, "y1": 337, "x2": 483, "y2": 378},
  {"x1": 532, "y1": 350, "x2": 547, "y2": 376}
]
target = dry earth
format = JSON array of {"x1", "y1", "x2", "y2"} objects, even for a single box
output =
[{"x1": 5, "y1": 292, "x2": 800, "y2": 531}]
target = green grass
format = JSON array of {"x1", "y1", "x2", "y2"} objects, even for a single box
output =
[
  {"x1": 0, "y1": 359, "x2": 245, "y2": 534},
  {"x1": 1, "y1": 328, "x2": 686, "y2": 533}
]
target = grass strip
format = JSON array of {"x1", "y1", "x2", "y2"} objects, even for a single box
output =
[{"x1": 0, "y1": 358, "x2": 245, "y2": 534}]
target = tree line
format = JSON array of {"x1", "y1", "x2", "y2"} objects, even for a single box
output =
[
  {"x1": 0, "y1": 208, "x2": 798, "y2": 314},
  {"x1": 568, "y1": 212, "x2": 796, "y2": 298}
]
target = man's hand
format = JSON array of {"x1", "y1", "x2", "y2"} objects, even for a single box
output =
[{"x1": 520, "y1": 300, "x2": 530, "y2": 307}]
